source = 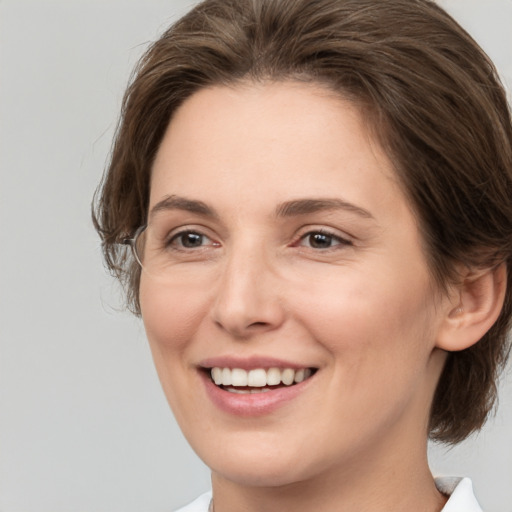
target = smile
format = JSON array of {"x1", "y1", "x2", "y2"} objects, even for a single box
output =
[
  {"x1": 210, "y1": 367, "x2": 315, "y2": 394},
  {"x1": 199, "y1": 361, "x2": 318, "y2": 416}
]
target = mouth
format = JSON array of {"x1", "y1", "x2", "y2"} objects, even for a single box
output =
[{"x1": 206, "y1": 367, "x2": 317, "y2": 394}]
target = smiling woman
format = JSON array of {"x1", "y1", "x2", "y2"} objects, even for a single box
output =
[{"x1": 93, "y1": 1, "x2": 512, "y2": 511}]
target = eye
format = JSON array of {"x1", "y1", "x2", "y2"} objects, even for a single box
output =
[
  {"x1": 298, "y1": 230, "x2": 351, "y2": 250},
  {"x1": 168, "y1": 230, "x2": 217, "y2": 249}
]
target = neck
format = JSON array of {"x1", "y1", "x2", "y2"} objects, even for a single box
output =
[
  {"x1": 210, "y1": 408, "x2": 448, "y2": 512},
  {"x1": 211, "y1": 449, "x2": 446, "y2": 512}
]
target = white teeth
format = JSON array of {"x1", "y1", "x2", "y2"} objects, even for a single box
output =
[
  {"x1": 266, "y1": 367, "x2": 281, "y2": 385},
  {"x1": 226, "y1": 387, "x2": 249, "y2": 394},
  {"x1": 248, "y1": 369, "x2": 267, "y2": 387},
  {"x1": 210, "y1": 367, "x2": 314, "y2": 388},
  {"x1": 212, "y1": 367, "x2": 223, "y2": 385},
  {"x1": 221, "y1": 367, "x2": 232, "y2": 386},
  {"x1": 281, "y1": 368, "x2": 295, "y2": 386},
  {"x1": 231, "y1": 368, "x2": 248, "y2": 386},
  {"x1": 294, "y1": 368, "x2": 305, "y2": 383},
  {"x1": 222, "y1": 386, "x2": 273, "y2": 394}
]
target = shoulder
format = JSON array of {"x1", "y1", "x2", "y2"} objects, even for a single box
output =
[
  {"x1": 436, "y1": 477, "x2": 483, "y2": 512},
  {"x1": 174, "y1": 491, "x2": 212, "y2": 512}
]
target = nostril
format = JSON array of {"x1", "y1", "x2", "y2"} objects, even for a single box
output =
[{"x1": 248, "y1": 321, "x2": 269, "y2": 328}]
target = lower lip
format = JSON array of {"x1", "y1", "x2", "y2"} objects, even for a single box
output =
[{"x1": 200, "y1": 371, "x2": 314, "y2": 416}]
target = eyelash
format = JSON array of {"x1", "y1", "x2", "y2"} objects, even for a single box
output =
[
  {"x1": 166, "y1": 228, "x2": 352, "y2": 251},
  {"x1": 295, "y1": 229, "x2": 352, "y2": 250},
  {"x1": 167, "y1": 230, "x2": 218, "y2": 250}
]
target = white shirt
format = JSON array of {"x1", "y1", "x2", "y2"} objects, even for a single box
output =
[
  {"x1": 435, "y1": 477, "x2": 483, "y2": 512},
  {"x1": 174, "y1": 477, "x2": 482, "y2": 512}
]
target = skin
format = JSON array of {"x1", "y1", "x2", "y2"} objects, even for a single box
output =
[{"x1": 139, "y1": 82, "x2": 455, "y2": 512}]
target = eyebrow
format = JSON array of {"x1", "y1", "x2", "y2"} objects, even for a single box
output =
[
  {"x1": 149, "y1": 195, "x2": 218, "y2": 219},
  {"x1": 275, "y1": 198, "x2": 374, "y2": 219},
  {"x1": 149, "y1": 195, "x2": 374, "y2": 221}
]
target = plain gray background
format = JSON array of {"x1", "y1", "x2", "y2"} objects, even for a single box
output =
[{"x1": 0, "y1": 1, "x2": 511, "y2": 511}]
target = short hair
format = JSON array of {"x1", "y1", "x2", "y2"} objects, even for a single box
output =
[{"x1": 93, "y1": 0, "x2": 512, "y2": 443}]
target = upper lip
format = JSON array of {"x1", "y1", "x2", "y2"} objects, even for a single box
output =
[{"x1": 198, "y1": 355, "x2": 316, "y2": 370}]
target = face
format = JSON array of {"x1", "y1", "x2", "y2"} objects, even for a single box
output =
[{"x1": 139, "y1": 82, "x2": 450, "y2": 488}]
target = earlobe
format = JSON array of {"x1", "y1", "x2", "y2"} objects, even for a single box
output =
[{"x1": 436, "y1": 263, "x2": 507, "y2": 352}]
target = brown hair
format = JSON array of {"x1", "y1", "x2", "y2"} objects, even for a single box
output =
[{"x1": 93, "y1": 0, "x2": 512, "y2": 443}]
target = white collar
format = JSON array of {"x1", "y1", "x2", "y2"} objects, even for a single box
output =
[
  {"x1": 176, "y1": 477, "x2": 482, "y2": 512},
  {"x1": 436, "y1": 477, "x2": 483, "y2": 512}
]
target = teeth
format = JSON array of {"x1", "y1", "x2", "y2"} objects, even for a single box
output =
[
  {"x1": 231, "y1": 368, "x2": 248, "y2": 386},
  {"x1": 212, "y1": 367, "x2": 222, "y2": 385},
  {"x1": 248, "y1": 369, "x2": 267, "y2": 387},
  {"x1": 210, "y1": 367, "x2": 314, "y2": 388},
  {"x1": 294, "y1": 368, "x2": 305, "y2": 383},
  {"x1": 281, "y1": 368, "x2": 295, "y2": 385},
  {"x1": 267, "y1": 367, "x2": 281, "y2": 385},
  {"x1": 223, "y1": 387, "x2": 273, "y2": 394},
  {"x1": 221, "y1": 367, "x2": 232, "y2": 386}
]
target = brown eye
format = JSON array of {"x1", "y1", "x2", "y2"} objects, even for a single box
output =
[
  {"x1": 170, "y1": 231, "x2": 210, "y2": 248},
  {"x1": 309, "y1": 233, "x2": 334, "y2": 249},
  {"x1": 299, "y1": 231, "x2": 351, "y2": 250}
]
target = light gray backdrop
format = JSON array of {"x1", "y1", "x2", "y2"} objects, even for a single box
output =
[{"x1": 0, "y1": 1, "x2": 511, "y2": 511}]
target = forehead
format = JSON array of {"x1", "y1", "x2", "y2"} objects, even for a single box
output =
[{"x1": 149, "y1": 81, "x2": 407, "y2": 222}]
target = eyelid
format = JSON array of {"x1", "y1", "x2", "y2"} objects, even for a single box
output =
[
  {"x1": 293, "y1": 226, "x2": 353, "y2": 247},
  {"x1": 159, "y1": 223, "x2": 353, "y2": 251},
  {"x1": 166, "y1": 225, "x2": 221, "y2": 249}
]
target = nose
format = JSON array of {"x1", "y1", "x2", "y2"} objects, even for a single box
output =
[{"x1": 211, "y1": 246, "x2": 286, "y2": 339}]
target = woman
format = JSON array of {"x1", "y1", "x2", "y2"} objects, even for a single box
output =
[{"x1": 93, "y1": 0, "x2": 512, "y2": 510}]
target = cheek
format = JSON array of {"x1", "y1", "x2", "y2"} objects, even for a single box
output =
[
  {"x1": 289, "y1": 265, "x2": 436, "y2": 369},
  {"x1": 139, "y1": 278, "x2": 207, "y2": 362},
  {"x1": 139, "y1": 278, "x2": 209, "y2": 424},
  {"x1": 294, "y1": 274, "x2": 438, "y2": 437}
]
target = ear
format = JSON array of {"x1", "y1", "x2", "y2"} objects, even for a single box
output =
[{"x1": 436, "y1": 263, "x2": 507, "y2": 351}]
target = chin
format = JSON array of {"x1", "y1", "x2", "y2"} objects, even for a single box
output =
[
  {"x1": 209, "y1": 456, "x2": 312, "y2": 488},
  {"x1": 192, "y1": 429, "x2": 334, "y2": 489}
]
